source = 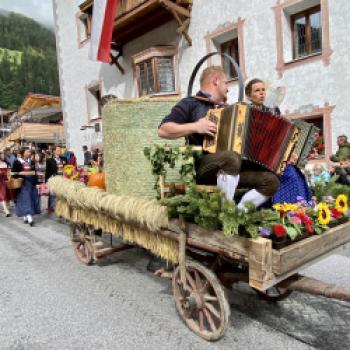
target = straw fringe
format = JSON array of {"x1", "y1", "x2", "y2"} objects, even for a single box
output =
[{"x1": 50, "y1": 177, "x2": 178, "y2": 263}]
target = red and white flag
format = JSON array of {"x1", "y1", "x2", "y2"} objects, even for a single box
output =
[{"x1": 89, "y1": 0, "x2": 120, "y2": 63}]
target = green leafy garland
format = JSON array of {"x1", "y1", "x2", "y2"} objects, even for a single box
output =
[
  {"x1": 144, "y1": 145, "x2": 202, "y2": 195},
  {"x1": 163, "y1": 186, "x2": 281, "y2": 238}
]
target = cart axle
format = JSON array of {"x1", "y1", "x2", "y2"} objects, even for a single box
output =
[{"x1": 278, "y1": 274, "x2": 350, "y2": 302}]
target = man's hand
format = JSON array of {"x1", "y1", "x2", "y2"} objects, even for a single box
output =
[{"x1": 195, "y1": 118, "x2": 217, "y2": 137}]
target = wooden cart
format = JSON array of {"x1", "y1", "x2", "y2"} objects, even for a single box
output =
[{"x1": 70, "y1": 214, "x2": 350, "y2": 341}]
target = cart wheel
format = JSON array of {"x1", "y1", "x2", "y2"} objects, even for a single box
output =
[
  {"x1": 69, "y1": 223, "x2": 82, "y2": 242},
  {"x1": 73, "y1": 234, "x2": 94, "y2": 265},
  {"x1": 172, "y1": 261, "x2": 230, "y2": 341},
  {"x1": 254, "y1": 286, "x2": 292, "y2": 302}
]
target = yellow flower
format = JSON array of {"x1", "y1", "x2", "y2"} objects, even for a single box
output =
[
  {"x1": 273, "y1": 204, "x2": 283, "y2": 211},
  {"x1": 63, "y1": 165, "x2": 74, "y2": 176},
  {"x1": 283, "y1": 203, "x2": 299, "y2": 212},
  {"x1": 273, "y1": 203, "x2": 299, "y2": 213},
  {"x1": 335, "y1": 194, "x2": 348, "y2": 213},
  {"x1": 317, "y1": 202, "x2": 331, "y2": 225}
]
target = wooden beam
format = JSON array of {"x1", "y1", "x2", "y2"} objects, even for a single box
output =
[
  {"x1": 248, "y1": 237, "x2": 274, "y2": 291},
  {"x1": 158, "y1": 0, "x2": 191, "y2": 17},
  {"x1": 176, "y1": 17, "x2": 190, "y2": 34},
  {"x1": 169, "y1": 8, "x2": 192, "y2": 46}
]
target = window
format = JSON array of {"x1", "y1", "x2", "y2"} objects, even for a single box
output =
[
  {"x1": 220, "y1": 38, "x2": 239, "y2": 80},
  {"x1": 86, "y1": 82, "x2": 102, "y2": 121},
  {"x1": 204, "y1": 19, "x2": 247, "y2": 83},
  {"x1": 273, "y1": 0, "x2": 332, "y2": 78},
  {"x1": 292, "y1": 6, "x2": 322, "y2": 59},
  {"x1": 133, "y1": 47, "x2": 177, "y2": 97},
  {"x1": 77, "y1": 1, "x2": 93, "y2": 46},
  {"x1": 303, "y1": 116, "x2": 325, "y2": 160}
]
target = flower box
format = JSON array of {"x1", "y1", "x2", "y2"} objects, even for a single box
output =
[{"x1": 272, "y1": 231, "x2": 310, "y2": 250}]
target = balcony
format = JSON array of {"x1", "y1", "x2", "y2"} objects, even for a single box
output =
[{"x1": 113, "y1": 0, "x2": 192, "y2": 46}]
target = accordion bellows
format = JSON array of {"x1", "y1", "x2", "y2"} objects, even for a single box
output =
[{"x1": 203, "y1": 103, "x2": 318, "y2": 174}]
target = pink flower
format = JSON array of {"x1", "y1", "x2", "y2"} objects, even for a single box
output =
[{"x1": 290, "y1": 216, "x2": 302, "y2": 225}]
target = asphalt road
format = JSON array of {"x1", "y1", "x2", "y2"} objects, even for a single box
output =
[{"x1": 0, "y1": 213, "x2": 349, "y2": 350}]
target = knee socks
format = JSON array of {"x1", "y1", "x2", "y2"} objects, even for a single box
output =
[
  {"x1": 237, "y1": 189, "x2": 269, "y2": 212},
  {"x1": 217, "y1": 173, "x2": 240, "y2": 201}
]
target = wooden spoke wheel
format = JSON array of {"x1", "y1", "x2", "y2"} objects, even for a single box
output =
[
  {"x1": 69, "y1": 223, "x2": 83, "y2": 242},
  {"x1": 72, "y1": 226, "x2": 94, "y2": 265},
  {"x1": 254, "y1": 286, "x2": 292, "y2": 302},
  {"x1": 172, "y1": 261, "x2": 230, "y2": 341}
]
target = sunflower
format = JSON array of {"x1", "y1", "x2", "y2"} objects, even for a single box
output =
[
  {"x1": 335, "y1": 194, "x2": 348, "y2": 213},
  {"x1": 317, "y1": 202, "x2": 331, "y2": 225}
]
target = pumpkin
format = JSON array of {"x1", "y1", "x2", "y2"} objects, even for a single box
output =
[{"x1": 87, "y1": 172, "x2": 106, "y2": 190}]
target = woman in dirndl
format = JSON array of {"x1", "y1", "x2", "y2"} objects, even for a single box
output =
[
  {"x1": 12, "y1": 148, "x2": 41, "y2": 226},
  {"x1": 0, "y1": 151, "x2": 13, "y2": 217}
]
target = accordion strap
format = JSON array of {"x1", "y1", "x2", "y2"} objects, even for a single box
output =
[{"x1": 187, "y1": 52, "x2": 244, "y2": 102}]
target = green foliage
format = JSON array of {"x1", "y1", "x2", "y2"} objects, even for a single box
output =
[
  {"x1": 312, "y1": 176, "x2": 350, "y2": 202},
  {"x1": 144, "y1": 144, "x2": 202, "y2": 196},
  {"x1": 0, "y1": 12, "x2": 59, "y2": 109},
  {"x1": 285, "y1": 226, "x2": 298, "y2": 240},
  {"x1": 0, "y1": 48, "x2": 22, "y2": 65},
  {"x1": 195, "y1": 190, "x2": 222, "y2": 230},
  {"x1": 162, "y1": 186, "x2": 200, "y2": 221},
  {"x1": 163, "y1": 186, "x2": 282, "y2": 238}
]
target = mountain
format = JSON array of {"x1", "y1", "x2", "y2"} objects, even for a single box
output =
[{"x1": 0, "y1": 12, "x2": 60, "y2": 110}]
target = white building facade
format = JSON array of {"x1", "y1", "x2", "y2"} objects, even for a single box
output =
[{"x1": 53, "y1": 0, "x2": 350, "y2": 167}]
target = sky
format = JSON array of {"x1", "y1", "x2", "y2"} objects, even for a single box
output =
[{"x1": 0, "y1": 0, "x2": 54, "y2": 27}]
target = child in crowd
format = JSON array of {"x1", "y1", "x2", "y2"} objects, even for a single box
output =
[{"x1": 310, "y1": 164, "x2": 331, "y2": 186}]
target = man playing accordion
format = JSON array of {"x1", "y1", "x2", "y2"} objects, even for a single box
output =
[{"x1": 158, "y1": 66, "x2": 280, "y2": 211}]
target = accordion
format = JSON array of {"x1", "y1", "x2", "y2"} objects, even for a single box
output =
[{"x1": 203, "y1": 103, "x2": 319, "y2": 175}]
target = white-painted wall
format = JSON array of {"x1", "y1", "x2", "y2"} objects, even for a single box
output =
[{"x1": 53, "y1": 0, "x2": 350, "y2": 166}]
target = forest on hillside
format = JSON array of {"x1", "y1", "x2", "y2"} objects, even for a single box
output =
[{"x1": 0, "y1": 12, "x2": 60, "y2": 110}]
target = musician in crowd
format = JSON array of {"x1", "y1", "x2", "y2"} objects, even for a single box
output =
[
  {"x1": 245, "y1": 78, "x2": 312, "y2": 204},
  {"x1": 158, "y1": 66, "x2": 280, "y2": 210}
]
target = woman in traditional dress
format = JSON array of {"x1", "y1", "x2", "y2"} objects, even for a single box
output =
[
  {"x1": 0, "y1": 152, "x2": 13, "y2": 217},
  {"x1": 245, "y1": 79, "x2": 312, "y2": 204},
  {"x1": 12, "y1": 148, "x2": 41, "y2": 226}
]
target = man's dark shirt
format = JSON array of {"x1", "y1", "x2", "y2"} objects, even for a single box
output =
[
  {"x1": 159, "y1": 91, "x2": 215, "y2": 146},
  {"x1": 84, "y1": 151, "x2": 92, "y2": 166}
]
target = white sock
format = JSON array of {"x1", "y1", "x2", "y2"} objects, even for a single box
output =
[
  {"x1": 237, "y1": 189, "x2": 269, "y2": 212},
  {"x1": 24, "y1": 216, "x2": 28, "y2": 222},
  {"x1": 217, "y1": 173, "x2": 240, "y2": 201},
  {"x1": 27, "y1": 215, "x2": 33, "y2": 224}
]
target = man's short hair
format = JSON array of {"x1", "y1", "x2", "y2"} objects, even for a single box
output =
[
  {"x1": 199, "y1": 66, "x2": 226, "y2": 87},
  {"x1": 245, "y1": 78, "x2": 264, "y2": 97},
  {"x1": 83, "y1": 145, "x2": 88, "y2": 151},
  {"x1": 338, "y1": 135, "x2": 347, "y2": 142}
]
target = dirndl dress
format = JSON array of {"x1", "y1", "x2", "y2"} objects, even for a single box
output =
[
  {"x1": 0, "y1": 163, "x2": 14, "y2": 202},
  {"x1": 15, "y1": 161, "x2": 41, "y2": 217},
  {"x1": 271, "y1": 165, "x2": 312, "y2": 204}
]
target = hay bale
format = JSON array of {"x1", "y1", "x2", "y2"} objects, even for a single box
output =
[{"x1": 103, "y1": 98, "x2": 183, "y2": 198}]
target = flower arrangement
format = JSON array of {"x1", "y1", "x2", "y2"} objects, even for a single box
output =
[
  {"x1": 63, "y1": 165, "x2": 93, "y2": 183},
  {"x1": 258, "y1": 194, "x2": 350, "y2": 246}
]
